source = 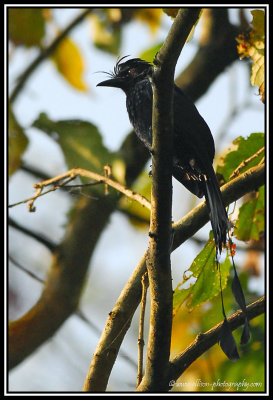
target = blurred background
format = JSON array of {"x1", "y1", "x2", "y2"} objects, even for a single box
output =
[{"x1": 7, "y1": 7, "x2": 265, "y2": 392}]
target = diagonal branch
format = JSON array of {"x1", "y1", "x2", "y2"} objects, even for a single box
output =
[
  {"x1": 175, "y1": 8, "x2": 242, "y2": 101},
  {"x1": 172, "y1": 163, "x2": 265, "y2": 250},
  {"x1": 82, "y1": 163, "x2": 264, "y2": 392},
  {"x1": 9, "y1": 193, "x2": 116, "y2": 370},
  {"x1": 168, "y1": 296, "x2": 265, "y2": 385}
]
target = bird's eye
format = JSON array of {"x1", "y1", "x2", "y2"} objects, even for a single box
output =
[{"x1": 128, "y1": 68, "x2": 135, "y2": 76}]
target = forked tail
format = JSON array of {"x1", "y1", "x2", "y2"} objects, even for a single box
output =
[
  {"x1": 204, "y1": 170, "x2": 230, "y2": 255},
  {"x1": 203, "y1": 170, "x2": 250, "y2": 360}
]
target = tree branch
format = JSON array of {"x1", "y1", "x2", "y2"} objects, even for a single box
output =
[
  {"x1": 8, "y1": 167, "x2": 151, "y2": 212},
  {"x1": 9, "y1": 194, "x2": 116, "y2": 370},
  {"x1": 168, "y1": 296, "x2": 265, "y2": 386},
  {"x1": 82, "y1": 163, "x2": 264, "y2": 391},
  {"x1": 8, "y1": 8, "x2": 264, "y2": 386},
  {"x1": 172, "y1": 164, "x2": 265, "y2": 250},
  {"x1": 175, "y1": 8, "x2": 242, "y2": 101},
  {"x1": 136, "y1": 271, "x2": 149, "y2": 387},
  {"x1": 83, "y1": 252, "x2": 148, "y2": 392},
  {"x1": 136, "y1": 8, "x2": 202, "y2": 393}
]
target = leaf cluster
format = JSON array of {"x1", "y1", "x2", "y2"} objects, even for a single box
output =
[{"x1": 237, "y1": 10, "x2": 265, "y2": 102}]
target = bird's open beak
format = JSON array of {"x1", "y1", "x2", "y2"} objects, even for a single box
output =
[{"x1": 97, "y1": 77, "x2": 123, "y2": 88}]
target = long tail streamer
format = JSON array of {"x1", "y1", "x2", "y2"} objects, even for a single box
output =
[{"x1": 218, "y1": 235, "x2": 250, "y2": 361}]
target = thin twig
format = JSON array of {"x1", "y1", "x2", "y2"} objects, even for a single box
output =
[
  {"x1": 9, "y1": 255, "x2": 46, "y2": 284},
  {"x1": 8, "y1": 175, "x2": 77, "y2": 210},
  {"x1": 9, "y1": 217, "x2": 57, "y2": 251},
  {"x1": 8, "y1": 167, "x2": 151, "y2": 211},
  {"x1": 230, "y1": 147, "x2": 265, "y2": 179},
  {"x1": 136, "y1": 271, "x2": 149, "y2": 388}
]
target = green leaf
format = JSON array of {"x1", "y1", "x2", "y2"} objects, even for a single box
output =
[
  {"x1": 32, "y1": 113, "x2": 114, "y2": 174},
  {"x1": 234, "y1": 185, "x2": 264, "y2": 242},
  {"x1": 139, "y1": 42, "x2": 163, "y2": 63},
  {"x1": 217, "y1": 133, "x2": 265, "y2": 183},
  {"x1": 173, "y1": 236, "x2": 232, "y2": 314},
  {"x1": 8, "y1": 8, "x2": 46, "y2": 47},
  {"x1": 8, "y1": 105, "x2": 29, "y2": 176}
]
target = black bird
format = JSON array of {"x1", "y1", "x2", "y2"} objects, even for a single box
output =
[
  {"x1": 97, "y1": 56, "x2": 250, "y2": 360},
  {"x1": 98, "y1": 56, "x2": 230, "y2": 255}
]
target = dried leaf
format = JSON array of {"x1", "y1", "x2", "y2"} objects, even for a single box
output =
[{"x1": 237, "y1": 10, "x2": 265, "y2": 102}]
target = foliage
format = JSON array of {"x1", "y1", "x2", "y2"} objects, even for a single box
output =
[
  {"x1": 237, "y1": 10, "x2": 265, "y2": 103},
  {"x1": 32, "y1": 113, "x2": 114, "y2": 174},
  {"x1": 171, "y1": 287, "x2": 265, "y2": 392},
  {"x1": 51, "y1": 36, "x2": 87, "y2": 91},
  {"x1": 217, "y1": 132, "x2": 264, "y2": 183},
  {"x1": 133, "y1": 8, "x2": 163, "y2": 34},
  {"x1": 8, "y1": 104, "x2": 29, "y2": 176},
  {"x1": 217, "y1": 132, "x2": 265, "y2": 244},
  {"x1": 234, "y1": 185, "x2": 264, "y2": 242},
  {"x1": 8, "y1": 8, "x2": 46, "y2": 47},
  {"x1": 89, "y1": 10, "x2": 122, "y2": 55},
  {"x1": 173, "y1": 234, "x2": 232, "y2": 315},
  {"x1": 174, "y1": 131, "x2": 265, "y2": 319}
]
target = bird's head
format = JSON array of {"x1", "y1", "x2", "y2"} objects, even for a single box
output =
[{"x1": 97, "y1": 56, "x2": 153, "y2": 92}]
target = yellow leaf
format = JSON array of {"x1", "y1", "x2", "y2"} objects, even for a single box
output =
[
  {"x1": 89, "y1": 13, "x2": 121, "y2": 55},
  {"x1": 133, "y1": 8, "x2": 163, "y2": 34},
  {"x1": 90, "y1": 14, "x2": 112, "y2": 47},
  {"x1": 107, "y1": 8, "x2": 122, "y2": 22},
  {"x1": 52, "y1": 36, "x2": 87, "y2": 91}
]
